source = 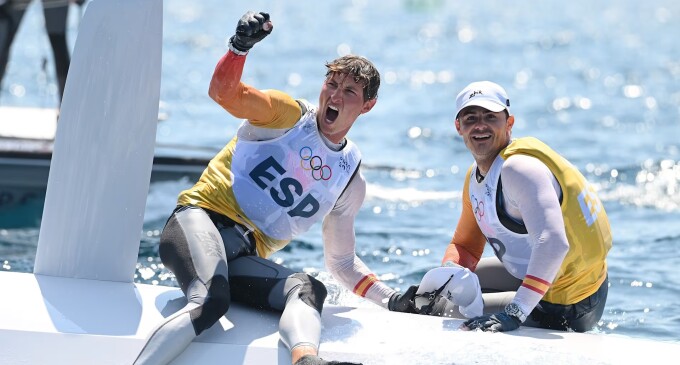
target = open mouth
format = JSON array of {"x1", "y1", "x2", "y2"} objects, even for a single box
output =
[
  {"x1": 472, "y1": 134, "x2": 491, "y2": 141},
  {"x1": 326, "y1": 105, "x2": 339, "y2": 122}
]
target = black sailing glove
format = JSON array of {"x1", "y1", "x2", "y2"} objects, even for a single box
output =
[
  {"x1": 387, "y1": 285, "x2": 419, "y2": 313},
  {"x1": 229, "y1": 11, "x2": 272, "y2": 54},
  {"x1": 462, "y1": 312, "x2": 521, "y2": 332}
]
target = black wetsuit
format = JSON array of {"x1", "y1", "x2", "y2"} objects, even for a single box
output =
[{"x1": 133, "y1": 205, "x2": 327, "y2": 365}]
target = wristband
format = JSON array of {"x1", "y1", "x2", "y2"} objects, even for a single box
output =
[{"x1": 228, "y1": 38, "x2": 248, "y2": 56}]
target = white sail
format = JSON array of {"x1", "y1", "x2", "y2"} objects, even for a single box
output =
[{"x1": 34, "y1": 0, "x2": 162, "y2": 282}]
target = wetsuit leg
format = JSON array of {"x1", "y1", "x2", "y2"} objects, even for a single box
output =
[
  {"x1": 134, "y1": 206, "x2": 245, "y2": 365},
  {"x1": 42, "y1": 0, "x2": 70, "y2": 103},
  {"x1": 475, "y1": 256, "x2": 523, "y2": 293},
  {"x1": 228, "y1": 256, "x2": 328, "y2": 352},
  {"x1": 568, "y1": 275, "x2": 608, "y2": 332},
  {"x1": 530, "y1": 275, "x2": 608, "y2": 332},
  {"x1": 473, "y1": 256, "x2": 521, "y2": 313}
]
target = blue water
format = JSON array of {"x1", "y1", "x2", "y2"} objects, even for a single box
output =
[{"x1": 1, "y1": 0, "x2": 679, "y2": 345}]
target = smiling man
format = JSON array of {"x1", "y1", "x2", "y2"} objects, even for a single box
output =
[
  {"x1": 436, "y1": 81, "x2": 612, "y2": 333},
  {"x1": 133, "y1": 10, "x2": 417, "y2": 365}
]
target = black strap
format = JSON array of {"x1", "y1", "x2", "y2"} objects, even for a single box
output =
[
  {"x1": 338, "y1": 160, "x2": 361, "y2": 198},
  {"x1": 496, "y1": 176, "x2": 528, "y2": 234},
  {"x1": 425, "y1": 274, "x2": 454, "y2": 300},
  {"x1": 414, "y1": 274, "x2": 455, "y2": 315}
]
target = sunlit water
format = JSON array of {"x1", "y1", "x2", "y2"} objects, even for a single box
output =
[{"x1": 1, "y1": 0, "x2": 679, "y2": 346}]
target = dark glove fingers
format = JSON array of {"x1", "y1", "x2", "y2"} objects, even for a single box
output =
[
  {"x1": 402, "y1": 285, "x2": 419, "y2": 313},
  {"x1": 463, "y1": 314, "x2": 493, "y2": 330},
  {"x1": 252, "y1": 13, "x2": 273, "y2": 36},
  {"x1": 254, "y1": 12, "x2": 270, "y2": 28},
  {"x1": 403, "y1": 285, "x2": 419, "y2": 299},
  {"x1": 236, "y1": 11, "x2": 256, "y2": 35},
  {"x1": 231, "y1": 11, "x2": 273, "y2": 53},
  {"x1": 246, "y1": 17, "x2": 260, "y2": 34},
  {"x1": 388, "y1": 285, "x2": 419, "y2": 313},
  {"x1": 482, "y1": 313, "x2": 520, "y2": 332},
  {"x1": 237, "y1": 12, "x2": 271, "y2": 36},
  {"x1": 480, "y1": 318, "x2": 500, "y2": 331},
  {"x1": 483, "y1": 315, "x2": 503, "y2": 332},
  {"x1": 389, "y1": 293, "x2": 409, "y2": 312},
  {"x1": 463, "y1": 317, "x2": 483, "y2": 330}
]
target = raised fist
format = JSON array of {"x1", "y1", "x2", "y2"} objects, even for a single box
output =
[{"x1": 229, "y1": 11, "x2": 273, "y2": 53}]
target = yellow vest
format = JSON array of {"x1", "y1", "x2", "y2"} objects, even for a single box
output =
[{"x1": 500, "y1": 137, "x2": 612, "y2": 304}]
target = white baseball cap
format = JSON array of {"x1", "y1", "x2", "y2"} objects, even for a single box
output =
[{"x1": 455, "y1": 81, "x2": 510, "y2": 118}]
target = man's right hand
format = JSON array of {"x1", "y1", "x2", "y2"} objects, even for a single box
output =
[
  {"x1": 229, "y1": 11, "x2": 273, "y2": 54},
  {"x1": 387, "y1": 285, "x2": 419, "y2": 313}
]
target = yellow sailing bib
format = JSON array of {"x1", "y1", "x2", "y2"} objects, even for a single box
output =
[{"x1": 468, "y1": 137, "x2": 611, "y2": 304}]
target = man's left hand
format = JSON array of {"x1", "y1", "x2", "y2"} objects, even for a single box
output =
[
  {"x1": 229, "y1": 11, "x2": 273, "y2": 53},
  {"x1": 387, "y1": 285, "x2": 418, "y2": 313},
  {"x1": 461, "y1": 312, "x2": 521, "y2": 332}
]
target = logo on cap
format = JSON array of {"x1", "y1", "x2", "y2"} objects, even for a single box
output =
[{"x1": 469, "y1": 90, "x2": 483, "y2": 99}]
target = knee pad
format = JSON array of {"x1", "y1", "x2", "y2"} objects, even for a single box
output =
[
  {"x1": 291, "y1": 273, "x2": 327, "y2": 314},
  {"x1": 189, "y1": 275, "x2": 231, "y2": 335}
]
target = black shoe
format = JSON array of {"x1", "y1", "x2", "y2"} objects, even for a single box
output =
[{"x1": 294, "y1": 354, "x2": 363, "y2": 365}]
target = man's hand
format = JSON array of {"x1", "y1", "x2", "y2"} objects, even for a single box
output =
[
  {"x1": 461, "y1": 312, "x2": 521, "y2": 332},
  {"x1": 387, "y1": 285, "x2": 418, "y2": 313},
  {"x1": 229, "y1": 11, "x2": 273, "y2": 54}
]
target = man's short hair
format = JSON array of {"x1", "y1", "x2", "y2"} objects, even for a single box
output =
[{"x1": 325, "y1": 55, "x2": 380, "y2": 102}]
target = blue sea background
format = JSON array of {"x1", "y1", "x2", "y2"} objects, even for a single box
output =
[{"x1": 1, "y1": 0, "x2": 679, "y2": 345}]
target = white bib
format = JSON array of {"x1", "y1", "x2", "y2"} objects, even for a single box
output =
[
  {"x1": 468, "y1": 155, "x2": 532, "y2": 279},
  {"x1": 231, "y1": 107, "x2": 361, "y2": 240}
]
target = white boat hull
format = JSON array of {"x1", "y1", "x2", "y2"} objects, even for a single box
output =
[{"x1": 1, "y1": 271, "x2": 677, "y2": 365}]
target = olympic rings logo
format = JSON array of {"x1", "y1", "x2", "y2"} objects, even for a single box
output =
[
  {"x1": 299, "y1": 146, "x2": 332, "y2": 181},
  {"x1": 473, "y1": 196, "x2": 484, "y2": 221}
]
